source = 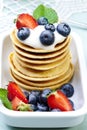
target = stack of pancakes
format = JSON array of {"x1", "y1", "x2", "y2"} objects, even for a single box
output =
[{"x1": 9, "y1": 29, "x2": 74, "y2": 91}]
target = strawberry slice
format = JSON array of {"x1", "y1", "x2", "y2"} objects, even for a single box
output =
[
  {"x1": 11, "y1": 96, "x2": 22, "y2": 110},
  {"x1": 47, "y1": 90, "x2": 73, "y2": 111},
  {"x1": 7, "y1": 82, "x2": 28, "y2": 103},
  {"x1": 11, "y1": 96, "x2": 30, "y2": 111},
  {"x1": 16, "y1": 13, "x2": 38, "y2": 29}
]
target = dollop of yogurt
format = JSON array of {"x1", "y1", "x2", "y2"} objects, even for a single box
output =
[{"x1": 15, "y1": 24, "x2": 67, "y2": 50}]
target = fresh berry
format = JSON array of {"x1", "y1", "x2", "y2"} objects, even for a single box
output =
[
  {"x1": 11, "y1": 96, "x2": 30, "y2": 111},
  {"x1": 31, "y1": 90, "x2": 41, "y2": 96},
  {"x1": 11, "y1": 96, "x2": 22, "y2": 110},
  {"x1": 61, "y1": 83, "x2": 74, "y2": 97},
  {"x1": 47, "y1": 90, "x2": 73, "y2": 111},
  {"x1": 29, "y1": 93, "x2": 37, "y2": 105},
  {"x1": 31, "y1": 90, "x2": 41, "y2": 102},
  {"x1": 16, "y1": 13, "x2": 38, "y2": 29},
  {"x1": 40, "y1": 30, "x2": 54, "y2": 46},
  {"x1": 37, "y1": 17, "x2": 48, "y2": 25},
  {"x1": 40, "y1": 89, "x2": 52, "y2": 104},
  {"x1": 7, "y1": 82, "x2": 28, "y2": 103},
  {"x1": 30, "y1": 104, "x2": 38, "y2": 111},
  {"x1": 69, "y1": 99, "x2": 74, "y2": 109},
  {"x1": 23, "y1": 91, "x2": 30, "y2": 100},
  {"x1": 37, "y1": 103, "x2": 49, "y2": 111},
  {"x1": 57, "y1": 22, "x2": 71, "y2": 37},
  {"x1": 17, "y1": 27, "x2": 30, "y2": 40},
  {"x1": 45, "y1": 23, "x2": 55, "y2": 32}
]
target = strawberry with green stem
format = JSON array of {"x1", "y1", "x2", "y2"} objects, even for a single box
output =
[{"x1": 11, "y1": 96, "x2": 32, "y2": 111}]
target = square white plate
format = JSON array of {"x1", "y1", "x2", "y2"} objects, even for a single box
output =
[{"x1": 0, "y1": 32, "x2": 87, "y2": 128}]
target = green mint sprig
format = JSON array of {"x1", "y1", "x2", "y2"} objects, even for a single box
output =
[
  {"x1": 0, "y1": 88, "x2": 12, "y2": 110},
  {"x1": 33, "y1": 4, "x2": 58, "y2": 24}
]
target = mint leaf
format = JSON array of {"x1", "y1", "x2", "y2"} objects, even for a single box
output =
[
  {"x1": 0, "y1": 88, "x2": 12, "y2": 110},
  {"x1": 44, "y1": 6, "x2": 58, "y2": 23},
  {"x1": 33, "y1": 4, "x2": 44, "y2": 20},
  {"x1": 33, "y1": 4, "x2": 58, "y2": 24}
]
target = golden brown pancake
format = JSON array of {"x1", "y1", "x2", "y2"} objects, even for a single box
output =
[
  {"x1": 9, "y1": 29, "x2": 74, "y2": 91},
  {"x1": 10, "y1": 29, "x2": 71, "y2": 53},
  {"x1": 14, "y1": 49, "x2": 70, "y2": 64},
  {"x1": 13, "y1": 52, "x2": 71, "y2": 70},
  {"x1": 10, "y1": 63, "x2": 74, "y2": 90},
  {"x1": 9, "y1": 52, "x2": 71, "y2": 79}
]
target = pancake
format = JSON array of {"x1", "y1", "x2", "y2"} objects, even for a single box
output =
[
  {"x1": 10, "y1": 63, "x2": 74, "y2": 87},
  {"x1": 9, "y1": 52, "x2": 71, "y2": 79},
  {"x1": 10, "y1": 29, "x2": 71, "y2": 53},
  {"x1": 9, "y1": 28, "x2": 74, "y2": 91},
  {"x1": 14, "y1": 49, "x2": 70, "y2": 64},
  {"x1": 13, "y1": 52, "x2": 71, "y2": 70},
  {"x1": 13, "y1": 42, "x2": 69, "y2": 59},
  {"x1": 10, "y1": 63, "x2": 74, "y2": 90}
]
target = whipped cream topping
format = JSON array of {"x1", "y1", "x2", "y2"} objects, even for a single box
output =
[{"x1": 15, "y1": 24, "x2": 67, "y2": 50}]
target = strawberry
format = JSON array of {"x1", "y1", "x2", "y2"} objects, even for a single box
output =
[
  {"x1": 11, "y1": 96, "x2": 31, "y2": 111},
  {"x1": 16, "y1": 13, "x2": 38, "y2": 29},
  {"x1": 11, "y1": 96, "x2": 22, "y2": 110},
  {"x1": 47, "y1": 90, "x2": 73, "y2": 111},
  {"x1": 7, "y1": 82, "x2": 28, "y2": 103}
]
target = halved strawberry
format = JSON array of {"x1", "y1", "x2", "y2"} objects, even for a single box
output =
[
  {"x1": 47, "y1": 90, "x2": 73, "y2": 111},
  {"x1": 11, "y1": 96, "x2": 30, "y2": 111},
  {"x1": 7, "y1": 82, "x2": 28, "y2": 103},
  {"x1": 16, "y1": 13, "x2": 38, "y2": 29},
  {"x1": 11, "y1": 96, "x2": 22, "y2": 110}
]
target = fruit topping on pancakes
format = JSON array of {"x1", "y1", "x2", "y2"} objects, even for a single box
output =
[{"x1": 14, "y1": 4, "x2": 71, "y2": 50}]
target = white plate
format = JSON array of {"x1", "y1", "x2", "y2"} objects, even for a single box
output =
[{"x1": 0, "y1": 32, "x2": 87, "y2": 128}]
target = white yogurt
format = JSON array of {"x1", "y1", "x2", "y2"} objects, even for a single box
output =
[{"x1": 15, "y1": 24, "x2": 66, "y2": 50}]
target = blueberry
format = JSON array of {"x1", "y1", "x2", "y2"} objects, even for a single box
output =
[
  {"x1": 30, "y1": 104, "x2": 38, "y2": 111},
  {"x1": 57, "y1": 23, "x2": 71, "y2": 37},
  {"x1": 31, "y1": 90, "x2": 41, "y2": 102},
  {"x1": 42, "y1": 88, "x2": 52, "y2": 95},
  {"x1": 69, "y1": 99, "x2": 74, "y2": 109},
  {"x1": 45, "y1": 24, "x2": 55, "y2": 32},
  {"x1": 61, "y1": 83, "x2": 74, "y2": 97},
  {"x1": 40, "y1": 30, "x2": 55, "y2": 46},
  {"x1": 37, "y1": 103, "x2": 49, "y2": 111},
  {"x1": 40, "y1": 89, "x2": 52, "y2": 104},
  {"x1": 17, "y1": 27, "x2": 30, "y2": 40},
  {"x1": 39, "y1": 93, "x2": 47, "y2": 104},
  {"x1": 37, "y1": 17, "x2": 48, "y2": 25},
  {"x1": 29, "y1": 93, "x2": 37, "y2": 105},
  {"x1": 23, "y1": 91, "x2": 30, "y2": 100},
  {"x1": 31, "y1": 90, "x2": 40, "y2": 97}
]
